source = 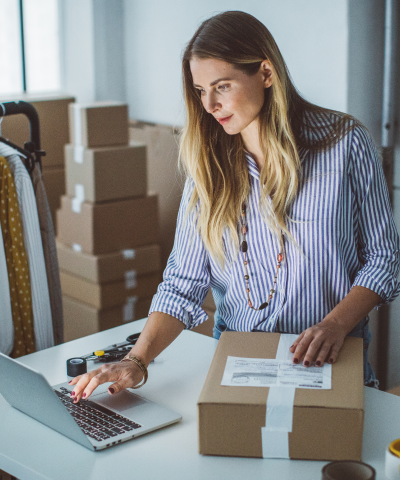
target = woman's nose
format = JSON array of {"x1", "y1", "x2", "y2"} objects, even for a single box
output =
[{"x1": 204, "y1": 93, "x2": 220, "y2": 114}]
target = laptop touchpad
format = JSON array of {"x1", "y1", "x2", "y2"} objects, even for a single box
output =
[{"x1": 94, "y1": 390, "x2": 148, "y2": 412}]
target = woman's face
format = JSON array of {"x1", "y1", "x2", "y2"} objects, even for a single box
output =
[{"x1": 190, "y1": 57, "x2": 272, "y2": 136}]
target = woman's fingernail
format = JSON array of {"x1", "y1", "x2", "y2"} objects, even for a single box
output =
[
  {"x1": 68, "y1": 380, "x2": 72, "y2": 384},
  {"x1": 82, "y1": 392, "x2": 86, "y2": 398},
  {"x1": 316, "y1": 361, "x2": 321, "y2": 366},
  {"x1": 109, "y1": 387, "x2": 115, "y2": 394},
  {"x1": 293, "y1": 358, "x2": 299, "y2": 364},
  {"x1": 329, "y1": 358, "x2": 333, "y2": 364},
  {"x1": 71, "y1": 391, "x2": 75, "y2": 396},
  {"x1": 304, "y1": 360, "x2": 310, "y2": 366},
  {"x1": 73, "y1": 398, "x2": 78, "y2": 403}
]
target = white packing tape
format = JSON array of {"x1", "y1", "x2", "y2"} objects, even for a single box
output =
[
  {"x1": 122, "y1": 249, "x2": 136, "y2": 259},
  {"x1": 386, "y1": 446, "x2": 400, "y2": 479},
  {"x1": 75, "y1": 184, "x2": 85, "y2": 200},
  {"x1": 123, "y1": 296, "x2": 138, "y2": 323},
  {"x1": 71, "y1": 198, "x2": 82, "y2": 213},
  {"x1": 73, "y1": 145, "x2": 85, "y2": 164},
  {"x1": 261, "y1": 333, "x2": 298, "y2": 459},
  {"x1": 73, "y1": 104, "x2": 82, "y2": 145},
  {"x1": 125, "y1": 270, "x2": 137, "y2": 289},
  {"x1": 72, "y1": 243, "x2": 82, "y2": 252},
  {"x1": 71, "y1": 184, "x2": 85, "y2": 213}
]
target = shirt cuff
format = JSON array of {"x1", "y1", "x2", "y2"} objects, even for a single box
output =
[
  {"x1": 148, "y1": 291, "x2": 209, "y2": 329},
  {"x1": 351, "y1": 268, "x2": 400, "y2": 308}
]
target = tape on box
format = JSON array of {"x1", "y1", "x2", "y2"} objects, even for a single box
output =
[
  {"x1": 261, "y1": 333, "x2": 298, "y2": 459},
  {"x1": 73, "y1": 145, "x2": 85, "y2": 164},
  {"x1": 122, "y1": 249, "x2": 136, "y2": 259},
  {"x1": 125, "y1": 270, "x2": 137, "y2": 289},
  {"x1": 123, "y1": 296, "x2": 138, "y2": 323},
  {"x1": 71, "y1": 184, "x2": 85, "y2": 213}
]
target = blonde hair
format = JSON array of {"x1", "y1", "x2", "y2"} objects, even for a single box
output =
[{"x1": 180, "y1": 11, "x2": 356, "y2": 267}]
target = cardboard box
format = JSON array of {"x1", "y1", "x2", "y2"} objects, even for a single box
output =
[
  {"x1": 198, "y1": 332, "x2": 364, "y2": 461},
  {"x1": 387, "y1": 385, "x2": 400, "y2": 396},
  {"x1": 129, "y1": 121, "x2": 184, "y2": 268},
  {"x1": 41, "y1": 166, "x2": 65, "y2": 229},
  {"x1": 69, "y1": 102, "x2": 128, "y2": 148},
  {"x1": 1, "y1": 93, "x2": 75, "y2": 167},
  {"x1": 56, "y1": 241, "x2": 161, "y2": 283},
  {"x1": 65, "y1": 141, "x2": 147, "y2": 202},
  {"x1": 60, "y1": 270, "x2": 161, "y2": 309},
  {"x1": 63, "y1": 295, "x2": 153, "y2": 342},
  {"x1": 57, "y1": 194, "x2": 159, "y2": 254}
]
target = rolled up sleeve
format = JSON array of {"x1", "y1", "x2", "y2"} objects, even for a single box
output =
[
  {"x1": 349, "y1": 126, "x2": 400, "y2": 306},
  {"x1": 149, "y1": 179, "x2": 210, "y2": 328}
]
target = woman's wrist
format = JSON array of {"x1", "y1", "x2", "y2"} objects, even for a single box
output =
[
  {"x1": 127, "y1": 344, "x2": 152, "y2": 368},
  {"x1": 120, "y1": 355, "x2": 148, "y2": 388},
  {"x1": 320, "y1": 314, "x2": 352, "y2": 336}
]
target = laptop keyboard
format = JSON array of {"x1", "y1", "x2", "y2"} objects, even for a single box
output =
[{"x1": 55, "y1": 387, "x2": 142, "y2": 442}]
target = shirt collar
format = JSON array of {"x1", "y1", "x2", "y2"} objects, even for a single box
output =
[{"x1": 245, "y1": 153, "x2": 260, "y2": 180}]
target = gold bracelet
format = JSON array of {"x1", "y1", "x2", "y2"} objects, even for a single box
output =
[{"x1": 120, "y1": 355, "x2": 148, "y2": 389}]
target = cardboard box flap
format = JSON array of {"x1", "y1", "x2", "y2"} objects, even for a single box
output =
[{"x1": 198, "y1": 332, "x2": 364, "y2": 411}]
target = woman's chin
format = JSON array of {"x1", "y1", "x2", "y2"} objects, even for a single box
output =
[{"x1": 221, "y1": 124, "x2": 242, "y2": 136}]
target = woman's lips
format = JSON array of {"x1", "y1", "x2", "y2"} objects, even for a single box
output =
[{"x1": 217, "y1": 115, "x2": 233, "y2": 125}]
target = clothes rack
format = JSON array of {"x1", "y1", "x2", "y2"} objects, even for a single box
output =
[
  {"x1": 0, "y1": 99, "x2": 64, "y2": 352},
  {"x1": 0, "y1": 101, "x2": 46, "y2": 172}
]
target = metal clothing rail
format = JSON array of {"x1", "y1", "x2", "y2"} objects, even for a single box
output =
[{"x1": 0, "y1": 101, "x2": 46, "y2": 172}]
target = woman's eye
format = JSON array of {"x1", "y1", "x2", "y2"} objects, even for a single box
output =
[{"x1": 218, "y1": 84, "x2": 230, "y2": 91}]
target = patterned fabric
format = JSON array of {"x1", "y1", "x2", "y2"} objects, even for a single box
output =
[
  {"x1": 7, "y1": 154, "x2": 54, "y2": 350},
  {"x1": 0, "y1": 156, "x2": 35, "y2": 356},
  {"x1": 149, "y1": 121, "x2": 400, "y2": 334}
]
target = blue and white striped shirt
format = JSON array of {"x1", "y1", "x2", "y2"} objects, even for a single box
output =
[{"x1": 149, "y1": 122, "x2": 400, "y2": 333}]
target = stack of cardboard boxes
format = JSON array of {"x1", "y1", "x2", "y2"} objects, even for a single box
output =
[
  {"x1": 56, "y1": 102, "x2": 161, "y2": 341},
  {"x1": 1, "y1": 93, "x2": 75, "y2": 226},
  {"x1": 129, "y1": 120, "x2": 216, "y2": 338}
]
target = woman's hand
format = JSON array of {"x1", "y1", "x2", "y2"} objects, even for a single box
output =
[
  {"x1": 289, "y1": 317, "x2": 347, "y2": 367},
  {"x1": 68, "y1": 360, "x2": 144, "y2": 403},
  {"x1": 289, "y1": 286, "x2": 381, "y2": 367}
]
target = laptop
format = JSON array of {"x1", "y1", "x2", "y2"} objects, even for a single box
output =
[{"x1": 0, "y1": 353, "x2": 182, "y2": 451}]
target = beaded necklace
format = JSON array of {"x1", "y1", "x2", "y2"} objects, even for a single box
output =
[{"x1": 240, "y1": 203, "x2": 284, "y2": 311}]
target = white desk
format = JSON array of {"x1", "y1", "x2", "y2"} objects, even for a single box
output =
[{"x1": 0, "y1": 319, "x2": 398, "y2": 480}]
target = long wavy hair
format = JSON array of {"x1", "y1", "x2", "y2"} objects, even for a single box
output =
[{"x1": 180, "y1": 11, "x2": 356, "y2": 266}]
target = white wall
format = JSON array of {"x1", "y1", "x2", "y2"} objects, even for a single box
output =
[
  {"x1": 60, "y1": 0, "x2": 125, "y2": 104},
  {"x1": 59, "y1": 0, "x2": 95, "y2": 103},
  {"x1": 124, "y1": 0, "x2": 348, "y2": 126}
]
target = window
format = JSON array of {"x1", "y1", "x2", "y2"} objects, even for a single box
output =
[{"x1": 0, "y1": 0, "x2": 60, "y2": 96}]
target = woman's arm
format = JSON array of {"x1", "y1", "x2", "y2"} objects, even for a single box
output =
[
  {"x1": 289, "y1": 285, "x2": 380, "y2": 366},
  {"x1": 69, "y1": 312, "x2": 185, "y2": 402},
  {"x1": 292, "y1": 126, "x2": 400, "y2": 367}
]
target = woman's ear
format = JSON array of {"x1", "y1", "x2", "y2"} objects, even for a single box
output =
[{"x1": 260, "y1": 60, "x2": 273, "y2": 88}]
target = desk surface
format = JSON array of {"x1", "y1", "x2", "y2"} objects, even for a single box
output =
[{"x1": 0, "y1": 320, "x2": 398, "y2": 480}]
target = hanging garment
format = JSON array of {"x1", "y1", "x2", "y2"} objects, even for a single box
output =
[
  {"x1": 0, "y1": 220, "x2": 14, "y2": 355},
  {"x1": 30, "y1": 164, "x2": 63, "y2": 345},
  {"x1": 0, "y1": 156, "x2": 35, "y2": 357},
  {"x1": 7, "y1": 154, "x2": 54, "y2": 350},
  {"x1": 0, "y1": 143, "x2": 26, "y2": 159}
]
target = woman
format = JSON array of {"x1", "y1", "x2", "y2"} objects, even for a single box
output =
[{"x1": 70, "y1": 11, "x2": 400, "y2": 401}]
